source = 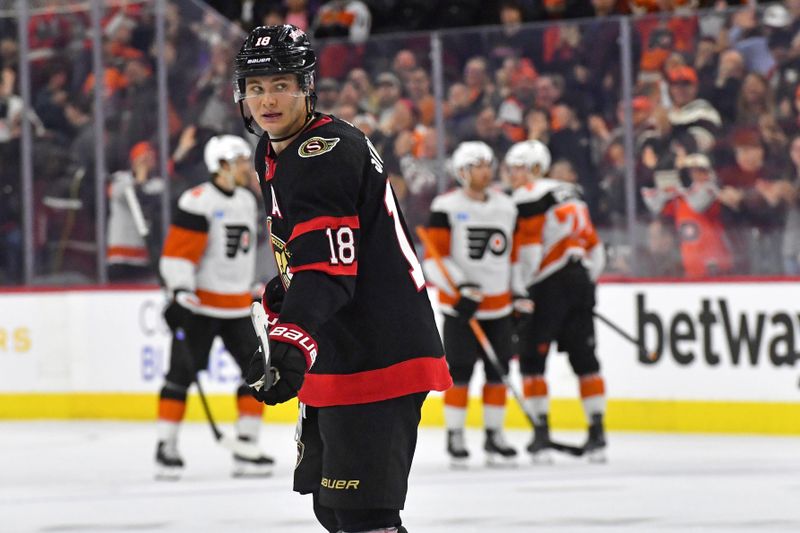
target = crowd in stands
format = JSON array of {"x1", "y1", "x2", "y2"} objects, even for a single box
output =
[{"x1": 2, "y1": 0, "x2": 800, "y2": 285}]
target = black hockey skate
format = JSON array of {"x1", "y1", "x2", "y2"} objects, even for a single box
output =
[
  {"x1": 446, "y1": 429, "x2": 469, "y2": 468},
  {"x1": 526, "y1": 416, "x2": 554, "y2": 464},
  {"x1": 583, "y1": 413, "x2": 607, "y2": 463},
  {"x1": 484, "y1": 429, "x2": 517, "y2": 467},
  {"x1": 232, "y1": 436, "x2": 275, "y2": 477},
  {"x1": 155, "y1": 440, "x2": 184, "y2": 480}
]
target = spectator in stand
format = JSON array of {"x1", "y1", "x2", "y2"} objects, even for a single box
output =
[
  {"x1": 374, "y1": 71, "x2": 402, "y2": 133},
  {"x1": 471, "y1": 105, "x2": 513, "y2": 157},
  {"x1": 193, "y1": 40, "x2": 240, "y2": 134},
  {"x1": 392, "y1": 49, "x2": 418, "y2": 84},
  {"x1": 312, "y1": 0, "x2": 371, "y2": 43},
  {"x1": 285, "y1": 0, "x2": 310, "y2": 32},
  {"x1": 665, "y1": 65, "x2": 721, "y2": 154},
  {"x1": 405, "y1": 67, "x2": 436, "y2": 127},
  {"x1": 260, "y1": 5, "x2": 288, "y2": 28},
  {"x1": 336, "y1": 79, "x2": 369, "y2": 115},
  {"x1": 735, "y1": 72, "x2": 773, "y2": 128},
  {"x1": 703, "y1": 49, "x2": 745, "y2": 126},
  {"x1": 106, "y1": 141, "x2": 164, "y2": 282},
  {"x1": 315, "y1": 77, "x2": 340, "y2": 115},
  {"x1": 533, "y1": 74, "x2": 563, "y2": 114},
  {"x1": 396, "y1": 125, "x2": 442, "y2": 245},
  {"x1": 497, "y1": 58, "x2": 538, "y2": 144},
  {"x1": 462, "y1": 56, "x2": 497, "y2": 114},
  {"x1": 642, "y1": 154, "x2": 733, "y2": 278},
  {"x1": 118, "y1": 54, "x2": 159, "y2": 149},
  {"x1": 549, "y1": 103, "x2": 599, "y2": 218},
  {"x1": 445, "y1": 82, "x2": 479, "y2": 145},
  {"x1": 767, "y1": 29, "x2": 800, "y2": 120},
  {"x1": 717, "y1": 127, "x2": 794, "y2": 274},
  {"x1": 346, "y1": 68, "x2": 376, "y2": 113},
  {"x1": 524, "y1": 108, "x2": 550, "y2": 143}
]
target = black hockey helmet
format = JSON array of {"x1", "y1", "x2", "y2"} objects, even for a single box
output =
[{"x1": 234, "y1": 24, "x2": 317, "y2": 135}]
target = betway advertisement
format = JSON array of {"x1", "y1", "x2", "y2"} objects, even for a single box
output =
[
  {"x1": 1, "y1": 282, "x2": 799, "y2": 401},
  {"x1": 595, "y1": 282, "x2": 800, "y2": 401}
]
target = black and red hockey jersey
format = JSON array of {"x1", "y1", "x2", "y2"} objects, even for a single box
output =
[{"x1": 254, "y1": 114, "x2": 451, "y2": 407}]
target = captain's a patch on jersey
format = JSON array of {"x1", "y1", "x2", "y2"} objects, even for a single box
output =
[{"x1": 298, "y1": 137, "x2": 340, "y2": 158}]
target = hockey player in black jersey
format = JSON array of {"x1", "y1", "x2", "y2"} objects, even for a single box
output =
[{"x1": 233, "y1": 24, "x2": 452, "y2": 533}]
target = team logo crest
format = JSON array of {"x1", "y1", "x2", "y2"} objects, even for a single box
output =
[
  {"x1": 269, "y1": 230, "x2": 293, "y2": 288},
  {"x1": 298, "y1": 137, "x2": 340, "y2": 158},
  {"x1": 467, "y1": 227, "x2": 508, "y2": 259}
]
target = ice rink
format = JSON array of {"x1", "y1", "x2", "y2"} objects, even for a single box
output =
[{"x1": 1, "y1": 421, "x2": 799, "y2": 532}]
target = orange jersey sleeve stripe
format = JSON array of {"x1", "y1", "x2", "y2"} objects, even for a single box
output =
[
  {"x1": 482, "y1": 383, "x2": 507, "y2": 406},
  {"x1": 423, "y1": 227, "x2": 451, "y2": 258},
  {"x1": 195, "y1": 289, "x2": 252, "y2": 309},
  {"x1": 444, "y1": 385, "x2": 469, "y2": 408},
  {"x1": 158, "y1": 398, "x2": 186, "y2": 422},
  {"x1": 162, "y1": 225, "x2": 208, "y2": 264},
  {"x1": 515, "y1": 215, "x2": 544, "y2": 246}
]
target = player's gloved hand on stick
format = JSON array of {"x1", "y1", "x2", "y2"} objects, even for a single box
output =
[
  {"x1": 453, "y1": 283, "x2": 482, "y2": 321},
  {"x1": 512, "y1": 294, "x2": 534, "y2": 328},
  {"x1": 261, "y1": 275, "x2": 285, "y2": 325},
  {"x1": 163, "y1": 289, "x2": 198, "y2": 331},
  {"x1": 245, "y1": 323, "x2": 316, "y2": 406}
]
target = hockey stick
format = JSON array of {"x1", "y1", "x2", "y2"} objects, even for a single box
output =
[
  {"x1": 174, "y1": 327, "x2": 263, "y2": 459},
  {"x1": 593, "y1": 311, "x2": 657, "y2": 361},
  {"x1": 416, "y1": 226, "x2": 584, "y2": 457},
  {"x1": 249, "y1": 302, "x2": 279, "y2": 391}
]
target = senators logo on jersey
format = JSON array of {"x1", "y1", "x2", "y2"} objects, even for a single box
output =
[
  {"x1": 467, "y1": 227, "x2": 508, "y2": 259},
  {"x1": 269, "y1": 227, "x2": 293, "y2": 288}
]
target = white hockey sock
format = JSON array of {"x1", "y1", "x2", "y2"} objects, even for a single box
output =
[
  {"x1": 581, "y1": 395, "x2": 606, "y2": 421},
  {"x1": 157, "y1": 420, "x2": 180, "y2": 445},
  {"x1": 523, "y1": 396, "x2": 549, "y2": 420},
  {"x1": 236, "y1": 415, "x2": 261, "y2": 442},
  {"x1": 444, "y1": 406, "x2": 467, "y2": 431},
  {"x1": 483, "y1": 405, "x2": 506, "y2": 431}
]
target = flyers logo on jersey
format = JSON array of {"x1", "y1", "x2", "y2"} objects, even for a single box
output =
[
  {"x1": 225, "y1": 225, "x2": 251, "y2": 258},
  {"x1": 298, "y1": 137, "x2": 340, "y2": 158},
  {"x1": 467, "y1": 227, "x2": 508, "y2": 259}
]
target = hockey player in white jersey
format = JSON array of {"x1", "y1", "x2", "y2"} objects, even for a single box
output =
[
  {"x1": 509, "y1": 140, "x2": 608, "y2": 462},
  {"x1": 422, "y1": 141, "x2": 519, "y2": 466},
  {"x1": 156, "y1": 135, "x2": 274, "y2": 478}
]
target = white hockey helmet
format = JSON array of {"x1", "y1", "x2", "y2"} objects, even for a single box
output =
[
  {"x1": 450, "y1": 141, "x2": 495, "y2": 183},
  {"x1": 204, "y1": 135, "x2": 252, "y2": 174},
  {"x1": 504, "y1": 140, "x2": 551, "y2": 176}
]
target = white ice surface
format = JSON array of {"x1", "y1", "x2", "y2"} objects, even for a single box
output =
[{"x1": 1, "y1": 421, "x2": 799, "y2": 532}]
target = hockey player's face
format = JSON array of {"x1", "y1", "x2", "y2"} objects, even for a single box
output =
[
  {"x1": 507, "y1": 165, "x2": 531, "y2": 190},
  {"x1": 466, "y1": 161, "x2": 492, "y2": 192},
  {"x1": 244, "y1": 74, "x2": 307, "y2": 137}
]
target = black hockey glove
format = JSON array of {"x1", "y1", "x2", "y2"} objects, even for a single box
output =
[
  {"x1": 261, "y1": 275, "x2": 285, "y2": 316},
  {"x1": 163, "y1": 290, "x2": 197, "y2": 331},
  {"x1": 246, "y1": 323, "x2": 316, "y2": 406},
  {"x1": 453, "y1": 283, "x2": 482, "y2": 321}
]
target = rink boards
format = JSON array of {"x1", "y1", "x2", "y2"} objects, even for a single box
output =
[{"x1": 0, "y1": 281, "x2": 799, "y2": 434}]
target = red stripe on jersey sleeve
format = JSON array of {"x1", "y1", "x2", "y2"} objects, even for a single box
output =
[
  {"x1": 289, "y1": 216, "x2": 360, "y2": 242},
  {"x1": 292, "y1": 261, "x2": 358, "y2": 276},
  {"x1": 298, "y1": 356, "x2": 453, "y2": 406}
]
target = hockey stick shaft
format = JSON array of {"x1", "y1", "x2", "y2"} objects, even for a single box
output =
[
  {"x1": 593, "y1": 310, "x2": 656, "y2": 361},
  {"x1": 173, "y1": 327, "x2": 263, "y2": 459},
  {"x1": 175, "y1": 328, "x2": 223, "y2": 440},
  {"x1": 416, "y1": 226, "x2": 584, "y2": 457}
]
